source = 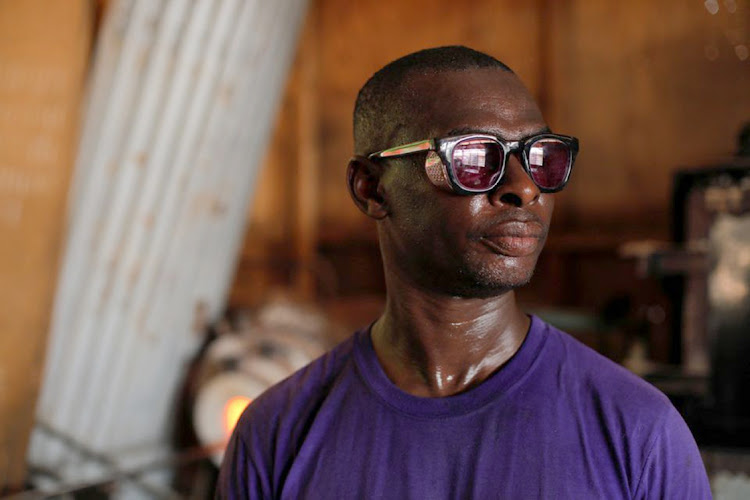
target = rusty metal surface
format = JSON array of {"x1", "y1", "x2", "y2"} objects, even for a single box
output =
[{"x1": 28, "y1": 0, "x2": 309, "y2": 491}]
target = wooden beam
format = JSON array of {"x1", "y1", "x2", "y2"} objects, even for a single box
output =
[
  {"x1": 0, "y1": 0, "x2": 93, "y2": 491},
  {"x1": 294, "y1": 5, "x2": 321, "y2": 298}
]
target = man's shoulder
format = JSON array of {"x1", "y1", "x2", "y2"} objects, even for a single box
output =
[
  {"x1": 216, "y1": 332, "x2": 366, "y2": 497},
  {"x1": 235, "y1": 331, "x2": 359, "y2": 435},
  {"x1": 535, "y1": 319, "x2": 710, "y2": 498},
  {"x1": 540, "y1": 319, "x2": 673, "y2": 418}
]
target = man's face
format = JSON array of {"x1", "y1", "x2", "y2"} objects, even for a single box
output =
[{"x1": 377, "y1": 68, "x2": 554, "y2": 297}]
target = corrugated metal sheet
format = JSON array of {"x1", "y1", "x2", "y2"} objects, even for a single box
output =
[{"x1": 28, "y1": 0, "x2": 309, "y2": 490}]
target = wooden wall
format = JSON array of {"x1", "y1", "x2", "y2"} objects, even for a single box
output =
[
  {"x1": 0, "y1": 0, "x2": 92, "y2": 490},
  {"x1": 1, "y1": 0, "x2": 741, "y2": 490},
  {"x1": 230, "y1": 0, "x2": 749, "y2": 339},
  {"x1": 548, "y1": 0, "x2": 749, "y2": 232}
]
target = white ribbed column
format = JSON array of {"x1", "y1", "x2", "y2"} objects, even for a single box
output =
[{"x1": 29, "y1": 0, "x2": 309, "y2": 488}]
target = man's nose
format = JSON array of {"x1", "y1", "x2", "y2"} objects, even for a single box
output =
[{"x1": 489, "y1": 154, "x2": 541, "y2": 207}]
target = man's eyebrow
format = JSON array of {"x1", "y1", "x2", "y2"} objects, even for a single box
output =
[{"x1": 444, "y1": 126, "x2": 552, "y2": 138}]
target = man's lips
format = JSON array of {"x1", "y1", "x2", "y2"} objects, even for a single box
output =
[{"x1": 474, "y1": 221, "x2": 545, "y2": 257}]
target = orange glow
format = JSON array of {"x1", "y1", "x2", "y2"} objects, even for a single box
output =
[{"x1": 223, "y1": 396, "x2": 252, "y2": 434}]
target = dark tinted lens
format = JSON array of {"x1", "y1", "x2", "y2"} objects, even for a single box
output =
[
  {"x1": 527, "y1": 139, "x2": 571, "y2": 190},
  {"x1": 452, "y1": 140, "x2": 503, "y2": 191}
]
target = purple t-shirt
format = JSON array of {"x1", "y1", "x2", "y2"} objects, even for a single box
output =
[{"x1": 217, "y1": 316, "x2": 711, "y2": 499}]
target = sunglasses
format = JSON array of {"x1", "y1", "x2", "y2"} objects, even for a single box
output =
[{"x1": 368, "y1": 132, "x2": 579, "y2": 195}]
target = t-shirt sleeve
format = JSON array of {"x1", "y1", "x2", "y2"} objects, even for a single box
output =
[
  {"x1": 632, "y1": 406, "x2": 712, "y2": 499},
  {"x1": 215, "y1": 425, "x2": 272, "y2": 500}
]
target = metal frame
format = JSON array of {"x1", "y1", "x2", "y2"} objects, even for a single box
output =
[{"x1": 30, "y1": 0, "x2": 310, "y2": 490}]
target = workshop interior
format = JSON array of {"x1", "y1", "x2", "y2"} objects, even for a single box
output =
[{"x1": 1, "y1": 0, "x2": 749, "y2": 497}]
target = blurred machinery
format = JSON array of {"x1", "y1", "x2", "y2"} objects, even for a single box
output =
[
  {"x1": 624, "y1": 134, "x2": 750, "y2": 448},
  {"x1": 21, "y1": 297, "x2": 337, "y2": 498},
  {"x1": 177, "y1": 296, "x2": 336, "y2": 478}
]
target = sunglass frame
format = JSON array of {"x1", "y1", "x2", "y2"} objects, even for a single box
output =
[{"x1": 368, "y1": 132, "x2": 579, "y2": 195}]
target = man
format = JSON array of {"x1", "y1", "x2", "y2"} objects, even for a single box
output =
[{"x1": 217, "y1": 46, "x2": 711, "y2": 498}]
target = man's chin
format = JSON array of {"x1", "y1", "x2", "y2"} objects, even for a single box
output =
[{"x1": 447, "y1": 266, "x2": 536, "y2": 299}]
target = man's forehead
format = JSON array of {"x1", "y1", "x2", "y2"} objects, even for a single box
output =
[{"x1": 397, "y1": 67, "x2": 545, "y2": 140}]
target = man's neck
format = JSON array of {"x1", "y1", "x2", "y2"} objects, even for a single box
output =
[{"x1": 370, "y1": 282, "x2": 530, "y2": 398}]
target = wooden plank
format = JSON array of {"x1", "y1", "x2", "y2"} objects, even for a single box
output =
[
  {"x1": 293, "y1": 7, "x2": 321, "y2": 298},
  {"x1": 0, "y1": 0, "x2": 92, "y2": 490}
]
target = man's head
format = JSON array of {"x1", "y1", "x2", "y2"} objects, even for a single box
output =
[
  {"x1": 353, "y1": 46, "x2": 514, "y2": 157},
  {"x1": 348, "y1": 46, "x2": 565, "y2": 298}
]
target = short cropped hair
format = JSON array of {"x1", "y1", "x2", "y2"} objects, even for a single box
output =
[{"x1": 353, "y1": 46, "x2": 513, "y2": 155}]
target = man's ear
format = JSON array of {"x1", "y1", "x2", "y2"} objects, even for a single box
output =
[{"x1": 347, "y1": 155, "x2": 388, "y2": 219}]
